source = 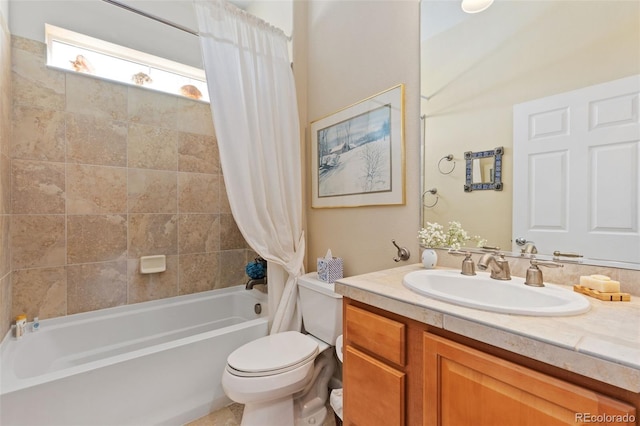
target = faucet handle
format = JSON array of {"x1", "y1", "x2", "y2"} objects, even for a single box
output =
[
  {"x1": 531, "y1": 259, "x2": 563, "y2": 268},
  {"x1": 525, "y1": 259, "x2": 563, "y2": 287},
  {"x1": 447, "y1": 250, "x2": 476, "y2": 276}
]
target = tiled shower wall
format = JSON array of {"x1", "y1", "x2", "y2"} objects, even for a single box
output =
[
  {"x1": 0, "y1": 9, "x2": 12, "y2": 336},
  {"x1": 7, "y1": 36, "x2": 252, "y2": 331}
]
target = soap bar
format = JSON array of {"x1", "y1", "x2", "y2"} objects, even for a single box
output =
[{"x1": 579, "y1": 275, "x2": 620, "y2": 293}]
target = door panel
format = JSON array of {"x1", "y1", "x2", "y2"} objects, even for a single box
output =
[{"x1": 513, "y1": 74, "x2": 640, "y2": 262}]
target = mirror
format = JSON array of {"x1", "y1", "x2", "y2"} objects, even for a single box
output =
[
  {"x1": 464, "y1": 146, "x2": 502, "y2": 191},
  {"x1": 420, "y1": 0, "x2": 640, "y2": 268}
]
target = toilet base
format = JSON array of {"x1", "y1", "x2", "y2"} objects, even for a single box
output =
[
  {"x1": 241, "y1": 396, "x2": 294, "y2": 426},
  {"x1": 295, "y1": 405, "x2": 327, "y2": 426}
]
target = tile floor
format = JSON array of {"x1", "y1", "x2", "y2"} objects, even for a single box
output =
[{"x1": 186, "y1": 403, "x2": 338, "y2": 426}]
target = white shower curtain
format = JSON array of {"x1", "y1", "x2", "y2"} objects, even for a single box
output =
[{"x1": 194, "y1": 0, "x2": 304, "y2": 334}]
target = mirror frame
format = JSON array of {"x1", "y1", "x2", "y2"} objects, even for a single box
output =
[{"x1": 463, "y1": 146, "x2": 503, "y2": 192}]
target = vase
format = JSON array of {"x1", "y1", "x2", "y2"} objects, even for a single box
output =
[{"x1": 421, "y1": 249, "x2": 438, "y2": 269}]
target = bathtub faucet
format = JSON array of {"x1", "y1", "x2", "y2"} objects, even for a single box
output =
[{"x1": 246, "y1": 277, "x2": 267, "y2": 290}]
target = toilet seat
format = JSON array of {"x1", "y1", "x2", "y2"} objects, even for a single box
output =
[{"x1": 227, "y1": 331, "x2": 319, "y2": 378}]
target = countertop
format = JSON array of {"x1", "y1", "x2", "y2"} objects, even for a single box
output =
[{"x1": 334, "y1": 264, "x2": 640, "y2": 393}]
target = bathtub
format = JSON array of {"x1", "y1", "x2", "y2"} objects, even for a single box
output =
[{"x1": 0, "y1": 286, "x2": 268, "y2": 426}]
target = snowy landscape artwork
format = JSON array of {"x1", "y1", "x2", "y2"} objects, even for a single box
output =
[{"x1": 311, "y1": 85, "x2": 405, "y2": 208}]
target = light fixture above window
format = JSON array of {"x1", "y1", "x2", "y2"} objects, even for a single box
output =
[{"x1": 461, "y1": 0, "x2": 494, "y2": 14}]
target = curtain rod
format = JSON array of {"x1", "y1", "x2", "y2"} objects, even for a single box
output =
[{"x1": 101, "y1": 0, "x2": 199, "y2": 36}]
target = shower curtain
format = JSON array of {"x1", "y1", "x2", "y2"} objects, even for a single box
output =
[{"x1": 194, "y1": 0, "x2": 304, "y2": 334}]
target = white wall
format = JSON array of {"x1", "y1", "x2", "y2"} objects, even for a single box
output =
[{"x1": 298, "y1": 0, "x2": 421, "y2": 276}]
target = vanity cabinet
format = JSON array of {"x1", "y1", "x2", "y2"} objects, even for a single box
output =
[
  {"x1": 342, "y1": 298, "x2": 639, "y2": 426},
  {"x1": 342, "y1": 301, "x2": 428, "y2": 426},
  {"x1": 423, "y1": 332, "x2": 636, "y2": 426}
]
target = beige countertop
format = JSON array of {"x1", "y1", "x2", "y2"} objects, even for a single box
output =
[{"x1": 334, "y1": 263, "x2": 640, "y2": 393}]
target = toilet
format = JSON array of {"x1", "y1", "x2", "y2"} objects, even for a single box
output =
[{"x1": 221, "y1": 273, "x2": 343, "y2": 426}]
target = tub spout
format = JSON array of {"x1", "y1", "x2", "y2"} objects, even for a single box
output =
[{"x1": 245, "y1": 277, "x2": 267, "y2": 290}]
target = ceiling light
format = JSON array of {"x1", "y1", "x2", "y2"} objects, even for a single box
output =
[{"x1": 461, "y1": 0, "x2": 494, "y2": 14}]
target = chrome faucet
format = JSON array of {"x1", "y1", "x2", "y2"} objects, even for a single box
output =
[{"x1": 477, "y1": 252, "x2": 511, "y2": 280}]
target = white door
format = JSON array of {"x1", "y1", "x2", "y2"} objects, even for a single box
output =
[{"x1": 513, "y1": 75, "x2": 640, "y2": 263}]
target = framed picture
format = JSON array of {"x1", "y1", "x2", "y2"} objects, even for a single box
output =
[{"x1": 310, "y1": 84, "x2": 405, "y2": 208}]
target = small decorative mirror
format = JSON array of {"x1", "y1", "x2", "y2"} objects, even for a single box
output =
[{"x1": 464, "y1": 146, "x2": 503, "y2": 192}]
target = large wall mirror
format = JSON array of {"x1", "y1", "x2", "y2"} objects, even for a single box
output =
[{"x1": 420, "y1": 0, "x2": 640, "y2": 269}]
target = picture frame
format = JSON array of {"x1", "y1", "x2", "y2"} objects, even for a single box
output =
[{"x1": 310, "y1": 84, "x2": 405, "y2": 208}]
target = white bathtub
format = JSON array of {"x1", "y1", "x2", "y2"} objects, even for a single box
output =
[{"x1": 0, "y1": 286, "x2": 268, "y2": 426}]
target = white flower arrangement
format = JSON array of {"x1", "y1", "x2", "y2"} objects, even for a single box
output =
[{"x1": 418, "y1": 221, "x2": 486, "y2": 250}]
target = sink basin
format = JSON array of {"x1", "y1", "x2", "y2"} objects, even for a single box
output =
[{"x1": 403, "y1": 269, "x2": 590, "y2": 316}]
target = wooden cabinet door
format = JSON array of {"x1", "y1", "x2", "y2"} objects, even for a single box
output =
[
  {"x1": 423, "y1": 332, "x2": 636, "y2": 426},
  {"x1": 344, "y1": 345, "x2": 405, "y2": 426}
]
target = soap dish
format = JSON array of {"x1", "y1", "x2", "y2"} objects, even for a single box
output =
[
  {"x1": 573, "y1": 285, "x2": 630, "y2": 302},
  {"x1": 140, "y1": 255, "x2": 166, "y2": 274}
]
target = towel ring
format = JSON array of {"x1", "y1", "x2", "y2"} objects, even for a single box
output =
[
  {"x1": 438, "y1": 154, "x2": 455, "y2": 175},
  {"x1": 422, "y1": 188, "x2": 438, "y2": 208}
]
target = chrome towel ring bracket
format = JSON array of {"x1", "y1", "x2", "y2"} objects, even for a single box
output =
[
  {"x1": 422, "y1": 188, "x2": 438, "y2": 208},
  {"x1": 438, "y1": 154, "x2": 455, "y2": 174}
]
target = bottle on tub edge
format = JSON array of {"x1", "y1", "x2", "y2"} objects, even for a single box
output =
[{"x1": 15, "y1": 314, "x2": 27, "y2": 339}]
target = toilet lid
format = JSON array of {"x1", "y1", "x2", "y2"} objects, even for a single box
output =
[{"x1": 227, "y1": 331, "x2": 318, "y2": 377}]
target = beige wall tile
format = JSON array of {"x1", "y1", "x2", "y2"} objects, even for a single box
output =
[
  {"x1": 617, "y1": 268, "x2": 640, "y2": 296},
  {"x1": 175, "y1": 98, "x2": 215, "y2": 136},
  {"x1": 67, "y1": 164, "x2": 127, "y2": 214},
  {"x1": 128, "y1": 123, "x2": 178, "y2": 170},
  {"x1": 220, "y1": 214, "x2": 247, "y2": 250},
  {"x1": 0, "y1": 274, "x2": 11, "y2": 338},
  {"x1": 12, "y1": 105, "x2": 65, "y2": 161},
  {"x1": 11, "y1": 215, "x2": 65, "y2": 269},
  {"x1": 12, "y1": 267, "x2": 66, "y2": 320},
  {"x1": 128, "y1": 169, "x2": 177, "y2": 213},
  {"x1": 178, "y1": 132, "x2": 219, "y2": 174},
  {"x1": 128, "y1": 214, "x2": 178, "y2": 258},
  {"x1": 1, "y1": 24, "x2": 10, "y2": 338},
  {"x1": 178, "y1": 214, "x2": 219, "y2": 254},
  {"x1": 66, "y1": 73, "x2": 127, "y2": 121},
  {"x1": 127, "y1": 256, "x2": 178, "y2": 304},
  {"x1": 11, "y1": 159, "x2": 65, "y2": 214},
  {"x1": 128, "y1": 86, "x2": 178, "y2": 128},
  {"x1": 11, "y1": 36, "x2": 65, "y2": 110},
  {"x1": 67, "y1": 261, "x2": 127, "y2": 314},
  {"x1": 0, "y1": 24, "x2": 10, "y2": 158},
  {"x1": 0, "y1": 214, "x2": 9, "y2": 277},
  {"x1": 8, "y1": 37, "x2": 257, "y2": 321},
  {"x1": 0, "y1": 152, "x2": 10, "y2": 214},
  {"x1": 67, "y1": 215, "x2": 127, "y2": 264},
  {"x1": 218, "y1": 249, "x2": 249, "y2": 288},
  {"x1": 178, "y1": 172, "x2": 219, "y2": 213},
  {"x1": 178, "y1": 252, "x2": 218, "y2": 295},
  {"x1": 11, "y1": 36, "x2": 43, "y2": 55},
  {"x1": 1, "y1": 98, "x2": 9, "y2": 157},
  {"x1": 65, "y1": 112, "x2": 127, "y2": 166},
  {"x1": 220, "y1": 176, "x2": 232, "y2": 214}
]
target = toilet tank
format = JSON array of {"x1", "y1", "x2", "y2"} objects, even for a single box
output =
[{"x1": 298, "y1": 272, "x2": 343, "y2": 345}]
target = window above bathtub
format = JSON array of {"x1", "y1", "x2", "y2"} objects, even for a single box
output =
[{"x1": 45, "y1": 24, "x2": 209, "y2": 102}]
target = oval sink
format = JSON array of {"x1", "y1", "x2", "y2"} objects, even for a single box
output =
[{"x1": 403, "y1": 269, "x2": 590, "y2": 316}]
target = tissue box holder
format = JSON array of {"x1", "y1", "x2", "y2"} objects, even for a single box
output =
[{"x1": 317, "y1": 257, "x2": 343, "y2": 283}]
